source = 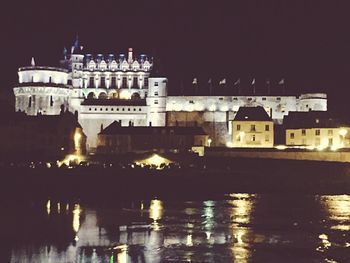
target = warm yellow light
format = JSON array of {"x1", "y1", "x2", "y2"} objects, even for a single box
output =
[
  {"x1": 149, "y1": 199, "x2": 163, "y2": 221},
  {"x1": 339, "y1": 128, "x2": 348, "y2": 137},
  {"x1": 226, "y1": 142, "x2": 233, "y2": 148},
  {"x1": 207, "y1": 138, "x2": 212, "y2": 147},
  {"x1": 58, "y1": 154, "x2": 84, "y2": 167},
  {"x1": 72, "y1": 203, "x2": 81, "y2": 241},
  {"x1": 275, "y1": 145, "x2": 287, "y2": 150},
  {"x1": 119, "y1": 89, "x2": 130, "y2": 100},
  {"x1": 46, "y1": 200, "x2": 51, "y2": 215},
  {"x1": 135, "y1": 153, "x2": 172, "y2": 169}
]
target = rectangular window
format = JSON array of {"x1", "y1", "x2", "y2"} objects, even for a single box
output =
[
  {"x1": 265, "y1": 124, "x2": 269, "y2": 131},
  {"x1": 155, "y1": 91, "x2": 159, "y2": 96},
  {"x1": 262, "y1": 97, "x2": 266, "y2": 101},
  {"x1": 250, "y1": 125, "x2": 256, "y2": 132},
  {"x1": 302, "y1": 129, "x2": 306, "y2": 136},
  {"x1": 302, "y1": 138, "x2": 306, "y2": 145},
  {"x1": 237, "y1": 124, "x2": 241, "y2": 131},
  {"x1": 154, "y1": 100, "x2": 158, "y2": 104},
  {"x1": 144, "y1": 78, "x2": 149, "y2": 88},
  {"x1": 290, "y1": 132, "x2": 295, "y2": 139},
  {"x1": 315, "y1": 129, "x2": 320, "y2": 136},
  {"x1": 328, "y1": 130, "x2": 333, "y2": 136},
  {"x1": 277, "y1": 97, "x2": 281, "y2": 101},
  {"x1": 122, "y1": 77, "x2": 127, "y2": 88},
  {"x1": 100, "y1": 77, "x2": 106, "y2": 88},
  {"x1": 111, "y1": 77, "x2": 116, "y2": 88},
  {"x1": 133, "y1": 77, "x2": 138, "y2": 88},
  {"x1": 89, "y1": 77, "x2": 94, "y2": 88},
  {"x1": 251, "y1": 135, "x2": 256, "y2": 142},
  {"x1": 154, "y1": 82, "x2": 159, "y2": 86},
  {"x1": 265, "y1": 135, "x2": 269, "y2": 142}
]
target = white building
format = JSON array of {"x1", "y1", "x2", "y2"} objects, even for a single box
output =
[{"x1": 13, "y1": 39, "x2": 328, "y2": 151}]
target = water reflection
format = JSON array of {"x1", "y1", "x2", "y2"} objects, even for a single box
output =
[
  {"x1": 149, "y1": 199, "x2": 163, "y2": 231},
  {"x1": 228, "y1": 193, "x2": 257, "y2": 263},
  {"x1": 7, "y1": 194, "x2": 350, "y2": 262},
  {"x1": 320, "y1": 195, "x2": 350, "y2": 231},
  {"x1": 72, "y1": 203, "x2": 82, "y2": 241}
]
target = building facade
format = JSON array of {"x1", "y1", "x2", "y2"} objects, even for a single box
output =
[
  {"x1": 284, "y1": 112, "x2": 350, "y2": 149},
  {"x1": 12, "y1": 39, "x2": 328, "y2": 151},
  {"x1": 97, "y1": 121, "x2": 208, "y2": 154},
  {"x1": 231, "y1": 106, "x2": 274, "y2": 148},
  {"x1": 0, "y1": 110, "x2": 86, "y2": 160}
]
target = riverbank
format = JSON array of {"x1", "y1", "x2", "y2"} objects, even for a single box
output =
[
  {"x1": 205, "y1": 147, "x2": 350, "y2": 163},
  {"x1": 1, "y1": 158, "x2": 350, "y2": 202}
]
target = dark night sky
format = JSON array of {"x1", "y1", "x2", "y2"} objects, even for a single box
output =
[{"x1": 1, "y1": 0, "x2": 350, "y2": 116}]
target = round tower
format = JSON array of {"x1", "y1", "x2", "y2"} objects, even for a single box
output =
[
  {"x1": 297, "y1": 93, "x2": 327, "y2": 112},
  {"x1": 13, "y1": 63, "x2": 69, "y2": 115}
]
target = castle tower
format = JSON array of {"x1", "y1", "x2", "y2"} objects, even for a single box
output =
[
  {"x1": 146, "y1": 72, "x2": 168, "y2": 127},
  {"x1": 69, "y1": 36, "x2": 85, "y2": 113},
  {"x1": 13, "y1": 59, "x2": 70, "y2": 115}
]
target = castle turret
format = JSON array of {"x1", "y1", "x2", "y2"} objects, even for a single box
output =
[{"x1": 146, "y1": 63, "x2": 167, "y2": 126}]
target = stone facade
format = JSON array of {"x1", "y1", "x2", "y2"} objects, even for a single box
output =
[{"x1": 12, "y1": 39, "x2": 328, "y2": 151}]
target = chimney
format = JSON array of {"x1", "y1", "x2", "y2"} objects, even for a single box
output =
[{"x1": 128, "y1": 48, "x2": 133, "y2": 63}]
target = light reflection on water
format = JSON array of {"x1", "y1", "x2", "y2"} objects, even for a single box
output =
[{"x1": 6, "y1": 194, "x2": 350, "y2": 262}]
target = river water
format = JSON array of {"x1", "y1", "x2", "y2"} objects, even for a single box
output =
[{"x1": 3, "y1": 193, "x2": 350, "y2": 262}]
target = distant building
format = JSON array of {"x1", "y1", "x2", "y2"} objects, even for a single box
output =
[
  {"x1": 284, "y1": 111, "x2": 350, "y2": 149},
  {"x1": 0, "y1": 109, "x2": 86, "y2": 160},
  {"x1": 231, "y1": 106, "x2": 274, "y2": 148},
  {"x1": 97, "y1": 121, "x2": 208, "y2": 154}
]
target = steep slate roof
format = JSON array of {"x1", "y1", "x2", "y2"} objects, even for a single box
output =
[
  {"x1": 234, "y1": 106, "x2": 271, "y2": 121},
  {"x1": 99, "y1": 121, "x2": 207, "y2": 136},
  {"x1": 81, "y1": 99, "x2": 147, "y2": 106},
  {"x1": 283, "y1": 111, "x2": 348, "y2": 129}
]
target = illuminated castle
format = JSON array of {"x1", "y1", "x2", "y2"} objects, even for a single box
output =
[{"x1": 13, "y1": 38, "x2": 327, "y2": 151}]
